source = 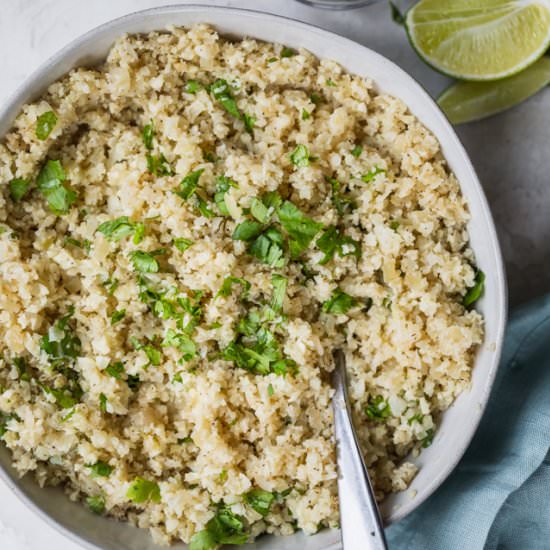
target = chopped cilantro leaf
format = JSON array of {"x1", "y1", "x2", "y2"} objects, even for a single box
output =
[
  {"x1": 267, "y1": 383, "x2": 274, "y2": 397},
  {"x1": 421, "y1": 428, "x2": 435, "y2": 448},
  {"x1": 463, "y1": 270, "x2": 485, "y2": 308},
  {"x1": 270, "y1": 274, "x2": 287, "y2": 312},
  {"x1": 214, "y1": 176, "x2": 238, "y2": 216},
  {"x1": 162, "y1": 329, "x2": 196, "y2": 361},
  {"x1": 232, "y1": 220, "x2": 264, "y2": 241},
  {"x1": 36, "y1": 111, "x2": 57, "y2": 140},
  {"x1": 217, "y1": 276, "x2": 251, "y2": 299},
  {"x1": 322, "y1": 289, "x2": 357, "y2": 314},
  {"x1": 174, "y1": 238, "x2": 193, "y2": 252},
  {"x1": 243, "y1": 113, "x2": 256, "y2": 134},
  {"x1": 245, "y1": 488, "x2": 275, "y2": 516},
  {"x1": 97, "y1": 216, "x2": 136, "y2": 241},
  {"x1": 210, "y1": 79, "x2": 241, "y2": 120},
  {"x1": 250, "y1": 197, "x2": 269, "y2": 223},
  {"x1": 9, "y1": 178, "x2": 31, "y2": 201},
  {"x1": 175, "y1": 169, "x2": 204, "y2": 200},
  {"x1": 142, "y1": 122, "x2": 154, "y2": 150},
  {"x1": 105, "y1": 362, "x2": 124, "y2": 380},
  {"x1": 301, "y1": 109, "x2": 311, "y2": 120},
  {"x1": 281, "y1": 47, "x2": 297, "y2": 58},
  {"x1": 361, "y1": 166, "x2": 386, "y2": 183},
  {"x1": 289, "y1": 144, "x2": 311, "y2": 168},
  {"x1": 277, "y1": 200, "x2": 323, "y2": 257},
  {"x1": 110, "y1": 309, "x2": 126, "y2": 325},
  {"x1": 86, "y1": 461, "x2": 113, "y2": 477},
  {"x1": 351, "y1": 145, "x2": 363, "y2": 157},
  {"x1": 316, "y1": 226, "x2": 361, "y2": 265},
  {"x1": 133, "y1": 222, "x2": 145, "y2": 244},
  {"x1": 128, "y1": 250, "x2": 159, "y2": 273},
  {"x1": 86, "y1": 495, "x2": 105, "y2": 514},
  {"x1": 99, "y1": 393, "x2": 108, "y2": 413},
  {"x1": 365, "y1": 395, "x2": 391, "y2": 420},
  {"x1": 328, "y1": 177, "x2": 355, "y2": 216},
  {"x1": 310, "y1": 92, "x2": 322, "y2": 105},
  {"x1": 249, "y1": 230, "x2": 285, "y2": 268},
  {"x1": 185, "y1": 80, "x2": 201, "y2": 94},
  {"x1": 146, "y1": 153, "x2": 173, "y2": 176},
  {"x1": 126, "y1": 477, "x2": 161, "y2": 504},
  {"x1": 408, "y1": 413, "x2": 424, "y2": 425},
  {"x1": 326, "y1": 78, "x2": 336, "y2": 87},
  {"x1": 36, "y1": 159, "x2": 77, "y2": 215}
]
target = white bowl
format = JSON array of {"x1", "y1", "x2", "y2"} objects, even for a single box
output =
[{"x1": 0, "y1": 5, "x2": 507, "y2": 550}]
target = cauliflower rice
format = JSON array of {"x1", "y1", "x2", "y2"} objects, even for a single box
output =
[{"x1": 0, "y1": 25, "x2": 484, "y2": 547}]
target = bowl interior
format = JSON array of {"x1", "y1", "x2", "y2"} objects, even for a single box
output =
[{"x1": 0, "y1": 5, "x2": 507, "y2": 550}]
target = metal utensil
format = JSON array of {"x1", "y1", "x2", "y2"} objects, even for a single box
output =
[{"x1": 332, "y1": 350, "x2": 388, "y2": 550}]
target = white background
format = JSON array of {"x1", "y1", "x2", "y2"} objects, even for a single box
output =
[{"x1": 1, "y1": 0, "x2": 549, "y2": 548}]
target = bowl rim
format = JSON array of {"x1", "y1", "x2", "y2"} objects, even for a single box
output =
[{"x1": 0, "y1": 4, "x2": 508, "y2": 550}]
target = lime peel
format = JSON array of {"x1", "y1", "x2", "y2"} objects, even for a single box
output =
[
  {"x1": 438, "y1": 56, "x2": 550, "y2": 124},
  {"x1": 406, "y1": 0, "x2": 550, "y2": 81}
]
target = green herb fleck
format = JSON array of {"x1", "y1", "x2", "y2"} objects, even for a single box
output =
[
  {"x1": 365, "y1": 395, "x2": 391, "y2": 420},
  {"x1": 189, "y1": 505, "x2": 248, "y2": 549},
  {"x1": 37, "y1": 159, "x2": 77, "y2": 214},
  {"x1": 97, "y1": 216, "x2": 137, "y2": 241},
  {"x1": 245, "y1": 488, "x2": 275, "y2": 517},
  {"x1": 9, "y1": 178, "x2": 31, "y2": 201},
  {"x1": 243, "y1": 113, "x2": 256, "y2": 134},
  {"x1": 142, "y1": 122, "x2": 154, "y2": 150},
  {"x1": 214, "y1": 175, "x2": 238, "y2": 216},
  {"x1": 290, "y1": 144, "x2": 311, "y2": 168},
  {"x1": 86, "y1": 461, "x2": 113, "y2": 478},
  {"x1": 421, "y1": 428, "x2": 435, "y2": 448},
  {"x1": 162, "y1": 329, "x2": 196, "y2": 361},
  {"x1": 105, "y1": 362, "x2": 124, "y2": 380},
  {"x1": 389, "y1": 220, "x2": 400, "y2": 231},
  {"x1": 270, "y1": 274, "x2": 287, "y2": 312},
  {"x1": 310, "y1": 92, "x2": 322, "y2": 105},
  {"x1": 463, "y1": 270, "x2": 485, "y2": 308},
  {"x1": 408, "y1": 413, "x2": 424, "y2": 425},
  {"x1": 267, "y1": 383, "x2": 274, "y2": 397},
  {"x1": 322, "y1": 289, "x2": 357, "y2": 314},
  {"x1": 351, "y1": 145, "x2": 363, "y2": 158},
  {"x1": 111, "y1": 309, "x2": 126, "y2": 325},
  {"x1": 232, "y1": 220, "x2": 264, "y2": 241},
  {"x1": 174, "y1": 238, "x2": 193, "y2": 253},
  {"x1": 326, "y1": 78, "x2": 336, "y2": 87},
  {"x1": 126, "y1": 477, "x2": 161, "y2": 504},
  {"x1": 185, "y1": 80, "x2": 201, "y2": 94},
  {"x1": 86, "y1": 495, "x2": 106, "y2": 514},
  {"x1": 210, "y1": 79, "x2": 241, "y2": 120},
  {"x1": 217, "y1": 276, "x2": 251, "y2": 299},
  {"x1": 361, "y1": 166, "x2": 386, "y2": 183},
  {"x1": 146, "y1": 153, "x2": 173, "y2": 177},
  {"x1": 277, "y1": 200, "x2": 323, "y2": 257},
  {"x1": 99, "y1": 393, "x2": 108, "y2": 413},
  {"x1": 36, "y1": 111, "x2": 57, "y2": 140},
  {"x1": 128, "y1": 250, "x2": 159, "y2": 273},
  {"x1": 175, "y1": 169, "x2": 204, "y2": 201},
  {"x1": 281, "y1": 47, "x2": 297, "y2": 58},
  {"x1": 316, "y1": 226, "x2": 361, "y2": 265},
  {"x1": 250, "y1": 197, "x2": 269, "y2": 223}
]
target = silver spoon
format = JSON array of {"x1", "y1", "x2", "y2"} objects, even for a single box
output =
[{"x1": 332, "y1": 350, "x2": 388, "y2": 550}]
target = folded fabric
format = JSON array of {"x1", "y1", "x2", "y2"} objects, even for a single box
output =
[{"x1": 387, "y1": 294, "x2": 550, "y2": 550}]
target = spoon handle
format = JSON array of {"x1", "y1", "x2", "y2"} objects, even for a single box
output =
[{"x1": 332, "y1": 352, "x2": 388, "y2": 550}]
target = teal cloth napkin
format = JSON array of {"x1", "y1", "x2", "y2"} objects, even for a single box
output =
[{"x1": 387, "y1": 295, "x2": 550, "y2": 550}]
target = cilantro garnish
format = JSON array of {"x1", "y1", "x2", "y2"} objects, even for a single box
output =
[
  {"x1": 185, "y1": 80, "x2": 201, "y2": 94},
  {"x1": 289, "y1": 144, "x2": 311, "y2": 168},
  {"x1": 232, "y1": 220, "x2": 264, "y2": 241},
  {"x1": 277, "y1": 200, "x2": 323, "y2": 257},
  {"x1": 316, "y1": 226, "x2": 361, "y2": 264},
  {"x1": 37, "y1": 159, "x2": 77, "y2": 214},
  {"x1": 162, "y1": 329, "x2": 196, "y2": 362},
  {"x1": 105, "y1": 362, "x2": 124, "y2": 379},
  {"x1": 270, "y1": 274, "x2": 287, "y2": 312},
  {"x1": 128, "y1": 250, "x2": 159, "y2": 273},
  {"x1": 36, "y1": 110, "x2": 57, "y2": 140},
  {"x1": 174, "y1": 237, "x2": 193, "y2": 252},
  {"x1": 463, "y1": 270, "x2": 485, "y2": 308},
  {"x1": 86, "y1": 461, "x2": 113, "y2": 478},
  {"x1": 421, "y1": 428, "x2": 435, "y2": 448},
  {"x1": 322, "y1": 289, "x2": 357, "y2": 314},
  {"x1": 216, "y1": 276, "x2": 251, "y2": 299},
  {"x1": 9, "y1": 178, "x2": 31, "y2": 201},
  {"x1": 175, "y1": 169, "x2": 204, "y2": 200},
  {"x1": 361, "y1": 166, "x2": 386, "y2": 183},
  {"x1": 126, "y1": 477, "x2": 161, "y2": 504},
  {"x1": 301, "y1": 109, "x2": 311, "y2": 120},
  {"x1": 86, "y1": 495, "x2": 105, "y2": 514},
  {"x1": 99, "y1": 393, "x2": 108, "y2": 413},
  {"x1": 142, "y1": 122, "x2": 154, "y2": 150},
  {"x1": 244, "y1": 489, "x2": 275, "y2": 517},
  {"x1": 146, "y1": 153, "x2": 173, "y2": 176},
  {"x1": 351, "y1": 145, "x2": 363, "y2": 157},
  {"x1": 214, "y1": 176, "x2": 238, "y2": 216},
  {"x1": 97, "y1": 216, "x2": 138, "y2": 242},
  {"x1": 327, "y1": 177, "x2": 355, "y2": 216},
  {"x1": 189, "y1": 504, "x2": 249, "y2": 550},
  {"x1": 365, "y1": 395, "x2": 391, "y2": 420},
  {"x1": 111, "y1": 309, "x2": 126, "y2": 325},
  {"x1": 281, "y1": 47, "x2": 297, "y2": 58}
]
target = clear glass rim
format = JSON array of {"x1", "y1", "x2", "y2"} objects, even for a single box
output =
[{"x1": 295, "y1": 0, "x2": 377, "y2": 9}]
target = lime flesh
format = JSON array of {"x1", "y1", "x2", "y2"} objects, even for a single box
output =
[
  {"x1": 438, "y1": 56, "x2": 550, "y2": 124},
  {"x1": 406, "y1": 0, "x2": 550, "y2": 81}
]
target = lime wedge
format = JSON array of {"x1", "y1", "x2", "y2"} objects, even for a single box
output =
[
  {"x1": 406, "y1": 0, "x2": 550, "y2": 81},
  {"x1": 438, "y1": 56, "x2": 550, "y2": 124}
]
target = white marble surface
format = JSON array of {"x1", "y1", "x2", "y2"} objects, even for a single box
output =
[{"x1": 1, "y1": 0, "x2": 549, "y2": 548}]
